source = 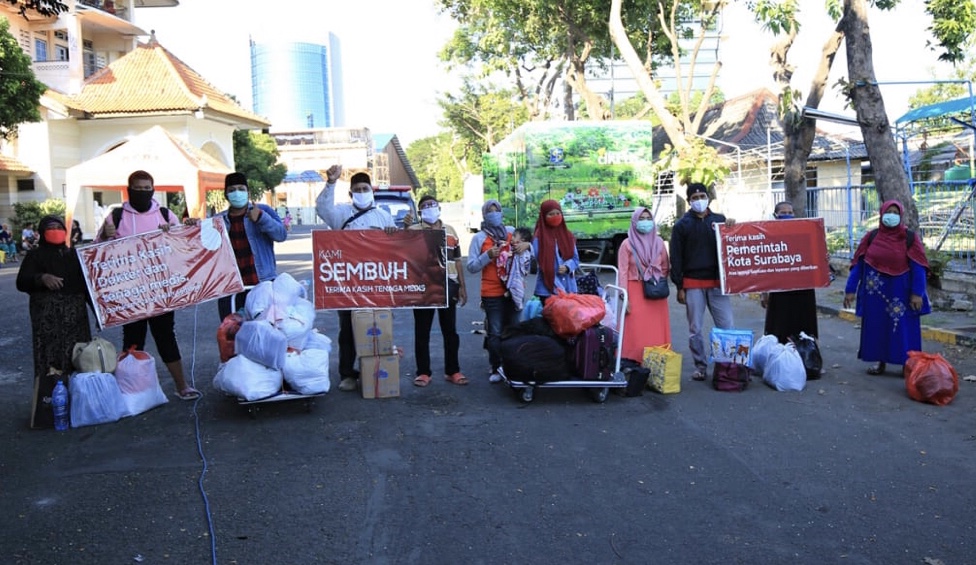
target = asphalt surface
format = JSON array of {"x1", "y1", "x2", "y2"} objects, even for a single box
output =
[{"x1": 2, "y1": 224, "x2": 975, "y2": 565}]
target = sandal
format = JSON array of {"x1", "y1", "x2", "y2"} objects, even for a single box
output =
[
  {"x1": 866, "y1": 363, "x2": 886, "y2": 376},
  {"x1": 177, "y1": 386, "x2": 201, "y2": 401},
  {"x1": 691, "y1": 371, "x2": 707, "y2": 381},
  {"x1": 445, "y1": 372, "x2": 469, "y2": 385},
  {"x1": 413, "y1": 374, "x2": 431, "y2": 387}
]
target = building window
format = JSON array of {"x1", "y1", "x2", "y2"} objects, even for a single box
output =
[
  {"x1": 34, "y1": 37, "x2": 48, "y2": 62},
  {"x1": 17, "y1": 179, "x2": 35, "y2": 192},
  {"x1": 54, "y1": 30, "x2": 67, "y2": 41},
  {"x1": 55, "y1": 45, "x2": 69, "y2": 61}
]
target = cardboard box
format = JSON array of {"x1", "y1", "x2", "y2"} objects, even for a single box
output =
[
  {"x1": 351, "y1": 309, "x2": 394, "y2": 357},
  {"x1": 360, "y1": 354, "x2": 400, "y2": 399}
]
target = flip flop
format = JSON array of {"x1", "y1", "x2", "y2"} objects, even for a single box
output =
[
  {"x1": 445, "y1": 372, "x2": 469, "y2": 385},
  {"x1": 691, "y1": 371, "x2": 707, "y2": 381},
  {"x1": 413, "y1": 374, "x2": 431, "y2": 387},
  {"x1": 866, "y1": 364, "x2": 885, "y2": 376},
  {"x1": 177, "y1": 386, "x2": 202, "y2": 400}
]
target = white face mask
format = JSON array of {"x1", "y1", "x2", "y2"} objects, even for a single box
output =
[
  {"x1": 690, "y1": 198, "x2": 709, "y2": 214},
  {"x1": 351, "y1": 191, "x2": 374, "y2": 209},
  {"x1": 420, "y1": 207, "x2": 440, "y2": 224}
]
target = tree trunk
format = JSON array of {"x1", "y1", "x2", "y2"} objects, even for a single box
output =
[{"x1": 842, "y1": 0, "x2": 918, "y2": 228}]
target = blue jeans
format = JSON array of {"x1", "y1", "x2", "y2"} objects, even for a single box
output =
[{"x1": 482, "y1": 295, "x2": 518, "y2": 372}]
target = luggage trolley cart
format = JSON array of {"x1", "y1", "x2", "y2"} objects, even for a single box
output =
[
  {"x1": 504, "y1": 264, "x2": 628, "y2": 403},
  {"x1": 227, "y1": 283, "x2": 325, "y2": 419}
]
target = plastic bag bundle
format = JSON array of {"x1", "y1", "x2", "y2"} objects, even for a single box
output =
[
  {"x1": 69, "y1": 372, "x2": 128, "y2": 428},
  {"x1": 235, "y1": 320, "x2": 288, "y2": 370},
  {"x1": 751, "y1": 334, "x2": 781, "y2": 376},
  {"x1": 904, "y1": 351, "x2": 959, "y2": 406},
  {"x1": 520, "y1": 297, "x2": 543, "y2": 322},
  {"x1": 213, "y1": 355, "x2": 283, "y2": 401},
  {"x1": 275, "y1": 298, "x2": 316, "y2": 350},
  {"x1": 244, "y1": 281, "x2": 276, "y2": 321},
  {"x1": 542, "y1": 290, "x2": 606, "y2": 339},
  {"x1": 791, "y1": 332, "x2": 823, "y2": 381},
  {"x1": 302, "y1": 330, "x2": 333, "y2": 352},
  {"x1": 114, "y1": 347, "x2": 167, "y2": 416},
  {"x1": 282, "y1": 349, "x2": 331, "y2": 395},
  {"x1": 763, "y1": 343, "x2": 806, "y2": 392},
  {"x1": 272, "y1": 272, "x2": 306, "y2": 306},
  {"x1": 217, "y1": 313, "x2": 244, "y2": 363}
]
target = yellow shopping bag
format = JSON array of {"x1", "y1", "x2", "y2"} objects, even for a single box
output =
[{"x1": 642, "y1": 344, "x2": 682, "y2": 394}]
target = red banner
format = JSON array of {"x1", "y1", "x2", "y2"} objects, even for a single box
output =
[
  {"x1": 313, "y1": 229, "x2": 447, "y2": 309},
  {"x1": 78, "y1": 221, "x2": 245, "y2": 328},
  {"x1": 716, "y1": 218, "x2": 830, "y2": 294}
]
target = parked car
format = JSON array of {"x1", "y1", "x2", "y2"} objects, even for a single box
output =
[{"x1": 373, "y1": 186, "x2": 416, "y2": 229}]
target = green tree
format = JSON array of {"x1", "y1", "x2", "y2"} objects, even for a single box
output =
[
  {"x1": 232, "y1": 129, "x2": 287, "y2": 200},
  {"x1": 406, "y1": 132, "x2": 467, "y2": 203},
  {"x1": 4, "y1": 0, "x2": 68, "y2": 19},
  {"x1": 0, "y1": 17, "x2": 46, "y2": 140},
  {"x1": 12, "y1": 198, "x2": 65, "y2": 238},
  {"x1": 908, "y1": 35, "x2": 976, "y2": 109},
  {"x1": 438, "y1": 80, "x2": 528, "y2": 164}
]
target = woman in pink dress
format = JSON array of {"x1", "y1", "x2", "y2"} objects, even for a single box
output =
[{"x1": 617, "y1": 206, "x2": 671, "y2": 361}]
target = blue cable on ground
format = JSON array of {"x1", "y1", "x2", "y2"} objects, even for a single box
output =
[{"x1": 188, "y1": 304, "x2": 218, "y2": 565}]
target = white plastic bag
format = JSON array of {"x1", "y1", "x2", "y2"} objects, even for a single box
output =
[
  {"x1": 275, "y1": 298, "x2": 317, "y2": 349},
  {"x1": 69, "y1": 372, "x2": 128, "y2": 428},
  {"x1": 235, "y1": 320, "x2": 288, "y2": 370},
  {"x1": 751, "y1": 334, "x2": 781, "y2": 376},
  {"x1": 244, "y1": 281, "x2": 276, "y2": 321},
  {"x1": 282, "y1": 349, "x2": 331, "y2": 394},
  {"x1": 114, "y1": 348, "x2": 168, "y2": 416},
  {"x1": 763, "y1": 343, "x2": 807, "y2": 391},
  {"x1": 302, "y1": 330, "x2": 333, "y2": 352},
  {"x1": 212, "y1": 355, "x2": 283, "y2": 401},
  {"x1": 272, "y1": 272, "x2": 306, "y2": 307}
]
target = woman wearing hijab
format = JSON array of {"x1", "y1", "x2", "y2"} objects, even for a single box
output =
[
  {"x1": 761, "y1": 201, "x2": 819, "y2": 343},
  {"x1": 843, "y1": 200, "x2": 930, "y2": 375},
  {"x1": 617, "y1": 207, "x2": 671, "y2": 361},
  {"x1": 17, "y1": 216, "x2": 92, "y2": 428},
  {"x1": 466, "y1": 199, "x2": 530, "y2": 383},
  {"x1": 531, "y1": 200, "x2": 579, "y2": 303}
]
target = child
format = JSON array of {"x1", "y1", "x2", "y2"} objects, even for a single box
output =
[{"x1": 497, "y1": 227, "x2": 533, "y2": 311}]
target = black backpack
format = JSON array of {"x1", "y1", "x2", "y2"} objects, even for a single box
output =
[{"x1": 112, "y1": 205, "x2": 170, "y2": 228}]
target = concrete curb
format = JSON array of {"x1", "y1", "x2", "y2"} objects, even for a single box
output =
[{"x1": 815, "y1": 304, "x2": 976, "y2": 348}]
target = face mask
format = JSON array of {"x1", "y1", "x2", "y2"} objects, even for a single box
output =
[
  {"x1": 776, "y1": 213, "x2": 794, "y2": 220},
  {"x1": 43, "y1": 229, "x2": 67, "y2": 245},
  {"x1": 544, "y1": 213, "x2": 562, "y2": 227},
  {"x1": 690, "y1": 199, "x2": 709, "y2": 214},
  {"x1": 227, "y1": 190, "x2": 249, "y2": 209},
  {"x1": 485, "y1": 211, "x2": 503, "y2": 227},
  {"x1": 636, "y1": 219, "x2": 654, "y2": 234},
  {"x1": 882, "y1": 213, "x2": 901, "y2": 228},
  {"x1": 352, "y1": 191, "x2": 374, "y2": 209},
  {"x1": 128, "y1": 189, "x2": 154, "y2": 213},
  {"x1": 420, "y1": 207, "x2": 440, "y2": 224}
]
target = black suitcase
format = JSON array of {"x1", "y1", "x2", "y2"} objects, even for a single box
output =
[{"x1": 501, "y1": 335, "x2": 575, "y2": 383}]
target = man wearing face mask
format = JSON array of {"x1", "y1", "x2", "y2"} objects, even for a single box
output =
[
  {"x1": 315, "y1": 165, "x2": 397, "y2": 392},
  {"x1": 760, "y1": 201, "x2": 820, "y2": 345},
  {"x1": 216, "y1": 172, "x2": 288, "y2": 321},
  {"x1": 669, "y1": 182, "x2": 736, "y2": 382},
  {"x1": 96, "y1": 170, "x2": 199, "y2": 400}
]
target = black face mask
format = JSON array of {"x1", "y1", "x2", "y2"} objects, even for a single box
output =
[{"x1": 127, "y1": 189, "x2": 154, "y2": 213}]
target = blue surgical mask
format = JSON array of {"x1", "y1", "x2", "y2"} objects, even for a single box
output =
[
  {"x1": 420, "y1": 207, "x2": 440, "y2": 224},
  {"x1": 352, "y1": 191, "x2": 374, "y2": 209},
  {"x1": 882, "y1": 213, "x2": 901, "y2": 228},
  {"x1": 227, "y1": 191, "x2": 249, "y2": 209},
  {"x1": 485, "y1": 211, "x2": 503, "y2": 227},
  {"x1": 636, "y1": 219, "x2": 654, "y2": 234},
  {"x1": 776, "y1": 213, "x2": 794, "y2": 220},
  {"x1": 690, "y1": 199, "x2": 709, "y2": 214}
]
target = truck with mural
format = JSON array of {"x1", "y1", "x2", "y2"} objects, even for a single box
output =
[{"x1": 482, "y1": 120, "x2": 671, "y2": 262}]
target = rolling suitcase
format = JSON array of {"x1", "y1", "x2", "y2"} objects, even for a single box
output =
[{"x1": 573, "y1": 325, "x2": 617, "y2": 381}]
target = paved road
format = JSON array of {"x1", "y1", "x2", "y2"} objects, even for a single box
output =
[{"x1": 2, "y1": 225, "x2": 975, "y2": 565}]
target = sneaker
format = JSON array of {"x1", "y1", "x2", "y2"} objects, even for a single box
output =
[
  {"x1": 338, "y1": 377, "x2": 359, "y2": 392},
  {"x1": 489, "y1": 367, "x2": 505, "y2": 383}
]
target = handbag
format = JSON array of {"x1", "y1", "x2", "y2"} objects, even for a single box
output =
[
  {"x1": 72, "y1": 336, "x2": 118, "y2": 373},
  {"x1": 630, "y1": 240, "x2": 669, "y2": 299},
  {"x1": 642, "y1": 344, "x2": 682, "y2": 394}
]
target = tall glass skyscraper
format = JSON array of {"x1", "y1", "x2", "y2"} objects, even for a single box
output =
[{"x1": 250, "y1": 33, "x2": 344, "y2": 131}]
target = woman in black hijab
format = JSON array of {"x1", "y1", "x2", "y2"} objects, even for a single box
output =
[{"x1": 16, "y1": 216, "x2": 92, "y2": 428}]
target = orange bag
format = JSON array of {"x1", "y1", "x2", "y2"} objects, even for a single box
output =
[
  {"x1": 903, "y1": 351, "x2": 959, "y2": 406},
  {"x1": 217, "y1": 313, "x2": 244, "y2": 363},
  {"x1": 542, "y1": 290, "x2": 606, "y2": 339}
]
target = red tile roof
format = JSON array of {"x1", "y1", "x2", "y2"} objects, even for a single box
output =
[
  {"x1": 69, "y1": 36, "x2": 269, "y2": 127},
  {"x1": 0, "y1": 154, "x2": 33, "y2": 174}
]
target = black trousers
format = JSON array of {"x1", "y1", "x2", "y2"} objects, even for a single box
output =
[
  {"x1": 337, "y1": 310, "x2": 358, "y2": 379},
  {"x1": 122, "y1": 311, "x2": 181, "y2": 363},
  {"x1": 413, "y1": 303, "x2": 460, "y2": 377}
]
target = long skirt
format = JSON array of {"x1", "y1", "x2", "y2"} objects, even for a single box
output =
[
  {"x1": 29, "y1": 292, "x2": 91, "y2": 428},
  {"x1": 764, "y1": 289, "x2": 819, "y2": 343},
  {"x1": 621, "y1": 279, "x2": 672, "y2": 362}
]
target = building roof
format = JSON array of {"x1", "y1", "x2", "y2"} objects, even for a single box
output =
[
  {"x1": 653, "y1": 88, "x2": 868, "y2": 163},
  {"x1": 374, "y1": 133, "x2": 420, "y2": 189},
  {"x1": 66, "y1": 35, "x2": 269, "y2": 128},
  {"x1": 0, "y1": 154, "x2": 33, "y2": 174}
]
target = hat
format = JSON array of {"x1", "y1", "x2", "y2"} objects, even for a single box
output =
[
  {"x1": 686, "y1": 182, "x2": 709, "y2": 200},
  {"x1": 350, "y1": 172, "x2": 371, "y2": 186},
  {"x1": 225, "y1": 172, "x2": 248, "y2": 189},
  {"x1": 417, "y1": 194, "x2": 438, "y2": 208}
]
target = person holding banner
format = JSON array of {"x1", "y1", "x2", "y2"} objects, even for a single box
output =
[
  {"x1": 316, "y1": 165, "x2": 398, "y2": 392},
  {"x1": 467, "y1": 200, "x2": 531, "y2": 383},
  {"x1": 531, "y1": 200, "x2": 579, "y2": 304},
  {"x1": 17, "y1": 216, "x2": 92, "y2": 428},
  {"x1": 843, "y1": 199, "x2": 930, "y2": 376},
  {"x1": 760, "y1": 201, "x2": 819, "y2": 343},
  {"x1": 96, "y1": 170, "x2": 199, "y2": 401},
  {"x1": 617, "y1": 206, "x2": 671, "y2": 361},
  {"x1": 408, "y1": 195, "x2": 468, "y2": 387},
  {"x1": 215, "y1": 172, "x2": 288, "y2": 320},
  {"x1": 669, "y1": 182, "x2": 735, "y2": 382}
]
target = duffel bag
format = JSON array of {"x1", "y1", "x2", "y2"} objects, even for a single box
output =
[{"x1": 501, "y1": 335, "x2": 576, "y2": 383}]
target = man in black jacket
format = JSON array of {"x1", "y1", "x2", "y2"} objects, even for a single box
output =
[{"x1": 669, "y1": 182, "x2": 735, "y2": 382}]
